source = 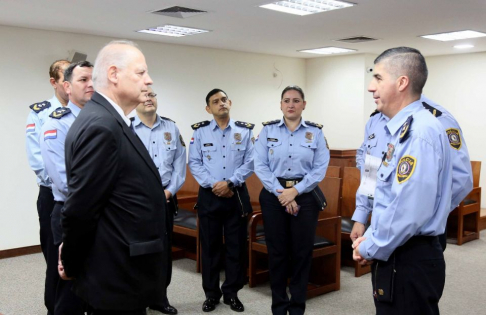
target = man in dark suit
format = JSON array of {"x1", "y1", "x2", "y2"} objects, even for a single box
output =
[{"x1": 58, "y1": 40, "x2": 168, "y2": 315}]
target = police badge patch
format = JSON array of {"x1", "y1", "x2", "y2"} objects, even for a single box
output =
[
  {"x1": 446, "y1": 128, "x2": 462, "y2": 150},
  {"x1": 396, "y1": 155, "x2": 416, "y2": 183},
  {"x1": 179, "y1": 135, "x2": 186, "y2": 147},
  {"x1": 164, "y1": 132, "x2": 172, "y2": 144}
]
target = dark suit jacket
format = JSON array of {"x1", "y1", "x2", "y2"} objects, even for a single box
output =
[{"x1": 61, "y1": 92, "x2": 168, "y2": 310}]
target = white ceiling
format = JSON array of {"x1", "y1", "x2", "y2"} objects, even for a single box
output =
[{"x1": 1, "y1": 0, "x2": 485, "y2": 58}]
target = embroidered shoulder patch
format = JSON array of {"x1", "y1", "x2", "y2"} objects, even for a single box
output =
[
  {"x1": 160, "y1": 116, "x2": 175, "y2": 123},
  {"x1": 446, "y1": 128, "x2": 462, "y2": 150},
  {"x1": 191, "y1": 120, "x2": 210, "y2": 130},
  {"x1": 179, "y1": 135, "x2": 186, "y2": 147},
  {"x1": 396, "y1": 155, "x2": 416, "y2": 183},
  {"x1": 262, "y1": 119, "x2": 280, "y2": 126},
  {"x1": 235, "y1": 121, "x2": 255, "y2": 130},
  {"x1": 49, "y1": 107, "x2": 71, "y2": 119},
  {"x1": 29, "y1": 101, "x2": 51, "y2": 113},
  {"x1": 305, "y1": 120, "x2": 323, "y2": 129}
]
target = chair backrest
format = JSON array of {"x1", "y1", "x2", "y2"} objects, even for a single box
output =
[
  {"x1": 318, "y1": 176, "x2": 342, "y2": 218},
  {"x1": 471, "y1": 161, "x2": 481, "y2": 188},
  {"x1": 326, "y1": 166, "x2": 341, "y2": 178},
  {"x1": 341, "y1": 167, "x2": 361, "y2": 218},
  {"x1": 179, "y1": 164, "x2": 199, "y2": 194},
  {"x1": 246, "y1": 173, "x2": 264, "y2": 205}
]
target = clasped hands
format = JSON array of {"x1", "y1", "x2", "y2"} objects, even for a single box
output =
[
  {"x1": 212, "y1": 181, "x2": 234, "y2": 198},
  {"x1": 276, "y1": 187, "x2": 299, "y2": 215}
]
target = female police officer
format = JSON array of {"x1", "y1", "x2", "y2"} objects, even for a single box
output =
[{"x1": 254, "y1": 86, "x2": 330, "y2": 315}]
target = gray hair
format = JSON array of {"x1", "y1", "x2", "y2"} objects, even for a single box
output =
[
  {"x1": 374, "y1": 47, "x2": 428, "y2": 95},
  {"x1": 92, "y1": 40, "x2": 140, "y2": 90}
]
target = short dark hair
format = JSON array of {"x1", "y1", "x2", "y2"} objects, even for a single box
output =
[
  {"x1": 206, "y1": 88, "x2": 228, "y2": 105},
  {"x1": 374, "y1": 47, "x2": 428, "y2": 95},
  {"x1": 49, "y1": 60, "x2": 70, "y2": 82},
  {"x1": 281, "y1": 85, "x2": 305, "y2": 100},
  {"x1": 63, "y1": 61, "x2": 94, "y2": 83}
]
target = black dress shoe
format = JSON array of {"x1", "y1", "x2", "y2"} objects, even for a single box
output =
[
  {"x1": 224, "y1": 297, "x2": 244, "y2": 312},
  {"x1": 202, "y1": 298, "x2": 220, "y2": 312},
  {"x1": 149, "y1": 304, "x2": 178, "y2": 314}
]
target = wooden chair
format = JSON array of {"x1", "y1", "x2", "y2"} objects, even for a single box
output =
[
  {"x1": 341, "y1": 167, "x2": 371, "y2": 277},
  {"x1": 245, "y1": 173, "x2": 264, "y2": 212},
  {"x1": 447, "y1": 161, "x2": 482, "y2": 245},
  {"x1": 172, "y1": 165, "x2": 201, "y2": 271},
  {"x1": 326, "y1": 165, "x2": 341, "y2": 178},
  {"x1": 248, "y1": 176, "x2": 341, "y2": 298}
]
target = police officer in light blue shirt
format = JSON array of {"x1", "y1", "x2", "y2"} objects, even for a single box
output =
[
  {"x1": 188, "y1": 89, "x2": 254, "y2": 313},
  {"x1": 25, "y1": 59, "x2": 70, "y2": 315},
  {"x1": 133, "y1": 86, "x2": 186, "y2": 315},
  {"x1": 254, "y1": 85, "x2": 329, "y2": 315},
  {"x1": 40, "y1": 61, "x2": 93, "y2": 315},
  {"x1": 353, "y1": 47, "x2": 452, "y2": 315},
  {"x1": 351, "y1": 110, "x2": 389, "y2": 240}
]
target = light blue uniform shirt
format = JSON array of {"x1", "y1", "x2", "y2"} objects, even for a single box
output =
[
  {"x1": 421, "y1": 95, "x2": 473, "y2": 210},
  {"x1": 359, "y1": 101, "x2": 452, "y2": 261},
  {"x1": 353, "y1": 112, "x2": 390, "y2": 224},
  {"x1": 133, "y1": 115, "x2": 187, "y2": 196},
  {"x1": 254, "y1": 118, "x2": 330, "y2": 196},
  {"x1": 188, "y1": 119, "x2": 254, "y2": 188},
  {"x1": 26, "y1": 95, "x2": 63, "y2": 187},
  {"x1": 40, "y1": 102, "x2": 81, "y2": 202}
]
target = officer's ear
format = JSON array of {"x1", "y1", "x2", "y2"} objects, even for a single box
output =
[
  {"x1": 397, "y1": 75, "x2": 410, "y2": 93},
  {"x1": 49, "y1": 77, "x2": 57, "y2": 88},
  {"x1": 205, "y1": 105, "x2": 211, "y2": 115},
  {"x1": 302, "y1": 100, "x2": 307, "y2": 111},
  {"x1": 63, "y1": 81, "x2": 71, "y2": 96}
]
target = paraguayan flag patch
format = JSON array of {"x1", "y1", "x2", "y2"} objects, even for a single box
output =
[{"x1": 44, "y1": 129, "x2": 57, "y2": 140}]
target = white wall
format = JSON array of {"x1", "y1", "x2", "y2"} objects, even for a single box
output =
[
  {"x1": 425, "y1": 52, "x2": 486, "y2": 204},
  {"x1": 0, "y1": 25, "x2": 305, "y2": 250}
]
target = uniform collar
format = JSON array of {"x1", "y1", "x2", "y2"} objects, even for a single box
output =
[
  {"x1": 67, "y1": 101, "x2": 82, "y2": 117},
  {"x1": 385, "y1": 100, "x2": 422, "y2": 136},
  {"x1": 279, "y1": 117, "x2": 307, "y2": 130},
  {"x1": 210, "y1": 118, "x2": 234, "y2": 131},
  {"x1": 48, "y1": 95, "x2": 63, "y2": 108},
  {"x1": 133, "y1": 113, "x2": 161, "y2": 129}
]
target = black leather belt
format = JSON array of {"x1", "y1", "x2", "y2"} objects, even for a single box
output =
[{"x1": 277, "y1": 178, "x2": 302, "y2": 188}]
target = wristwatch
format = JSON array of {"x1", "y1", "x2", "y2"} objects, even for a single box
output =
[{"x1": 226, "y1": 179, "x2": 234, "y2": 189}]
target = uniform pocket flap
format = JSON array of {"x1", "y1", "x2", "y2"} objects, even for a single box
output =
[{"x1": 129, "y1": 239, "x2": 164, "y2": 257}]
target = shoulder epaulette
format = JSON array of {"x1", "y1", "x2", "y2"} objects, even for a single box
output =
[
  {"x1": 399, "y1": 115, "x2": 414, "y2": 143},
  {"x1": 262, "y1": 119, "x2": 280, "y2": 126},
  {"x1": 370, "y1": 109, "x2": 379, "y2": 117},
  {"x1": 235, "y1": 121, "x2": 255, "y2": 130},
  {"x1": 422, "y1": 102, "x2": 442, "y2": 117},
  {"x1": 191, "y1": 120, "x2": 210, "y2": 130},
  {"x1": 29, "y1": 101, "x2": 51, "y2": 113},
  {"x1": 49, "y1": 107, "x2": 71, "y2": 119},
  {"x1": 305, "y1": 120, "x2": 323, "y2": 129},
  {"x1": 160, "y1": 116, "x2": 176, "y2": 123}
]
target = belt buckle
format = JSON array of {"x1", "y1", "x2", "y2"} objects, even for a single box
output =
[{"x1": 286, "y1": 180, "x2": 294, "y2": 188}]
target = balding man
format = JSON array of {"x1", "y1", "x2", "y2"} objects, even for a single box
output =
[{"x1": 59, "y1": 40, "x2": 168, "y2": 315}]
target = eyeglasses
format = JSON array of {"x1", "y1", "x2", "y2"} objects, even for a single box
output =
[{"x1": 148, "y1": 93, "x2": 157, "y2": 98}]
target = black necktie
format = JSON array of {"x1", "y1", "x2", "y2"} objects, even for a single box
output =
[{"x1": 129, "y1": 118, "x2": 136, "y2": 135}]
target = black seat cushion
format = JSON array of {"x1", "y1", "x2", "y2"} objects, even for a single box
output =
[
  {"x1": 248, "y1": 224, "x2": 265, "y2": 239},
  {"x1": 341, "y1": 217, "x2": 370, "y2": 233},
  {"x1": 174, "y1": 211, "x2": 197, "y2": 230},
  {"x1": 463, "y1": 199, "x2": 477, "y2": 205},
  {"x1": 174, "y1": 208, "x2": 194, "y2": 223}
]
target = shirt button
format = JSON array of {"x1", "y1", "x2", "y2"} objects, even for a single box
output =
[
  {"x1": 168, "y1": 148, "x2": 170, "y2": 150},
  {"x1": 223, "y1": 155, "x2": 226, "y2": 158},
  {"x1": 289, "y1": 155, "x2": 291, "y2": 158},
  {"x1": 272, "y1": 144, "x2": 274, "y2": 147},
  {"x1": 223, "y1": 135, "x2": 225, "y2": 137},
  {"x1": 155, "y1": 154, "x2": 157, "y2": 157},
  {"x1": 238, "y1": 149, "x2": 240, "y2": 151},
  {"x1": 308, "y1": 145, "x2": 310, "y2": 147},
  {"x1": 380, "y1": 174, "x2": 383, "y2": 178},
  {"x1": 288, "y1": 168, "x2": 291, "y2": 171},
  {"x1": 223, "y1": 145, "x2": 226, "y2": 148},
  {"x1": 153, "y1": 141, "x2": 155, "y2": 144},
  {"x1": 223, "y1": 167, "x2": 226, "y2": 169},
  {"x1": 290, "y1": 144, "x2": 292, "y2": 146},
  {"x1": 291, "y1": 134, "x2": 293, "y2": 137},
  {"x1": 223, "y1": 178, "x2": 226, "y2": 180}
]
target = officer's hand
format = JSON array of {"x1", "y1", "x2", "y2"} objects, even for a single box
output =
[
  {"x1": 164, "y1": 190, "x2": 172, "y2": 203},
  {"x1": 352, "y1": 237, "x2": 373, "y2": 265},
  {"x1": 286, "y1": 200, "x2": 300, "y2": 216},
  {"x1": 276, "y1": 188, "x2": 298, "y2": 206},
  {"x1": 350, "y1": 222, "x2": 366, "y2": 242},
  {"x1": 212, "y1": 181, "x2": 231, "y2": 197},
  {"x1": 221, "y1": 190, "x2": 234, "y2": 198},
  {"x1": 58, "y1": 243, "x2": 73, "y2": 281}
]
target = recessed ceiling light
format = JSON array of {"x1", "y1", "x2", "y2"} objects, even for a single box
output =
[
  {"x1": 420, "y1": 30, "x2": 486, "y2": 42},
  {"x1": 260, "y1": 0, "x2": 354, "y2": 16},
  {"x1": 137, "y1": 25, "x2": 209, "y2": 37},
  {"x1": 299, "y1": 46, "x2": 356, "y2": 54},
  {"x1": 454, "y1": 44, "x2": 474, "y2": 49}
]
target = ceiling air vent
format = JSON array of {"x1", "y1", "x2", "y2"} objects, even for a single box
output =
[
  {"x1": 151, "y1": 6, "x2": 207, "y2": 19},
  {"x1": 334, "y1": 36, "x2": 378, "y2": 44}
]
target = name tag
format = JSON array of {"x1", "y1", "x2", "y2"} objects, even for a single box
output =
[
  {"x1": 267, "y1": 138, "x2": 278, "y2": 142},
  {"x1": 203, "y1": 143, "x2": 213, "y2": 147}
]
